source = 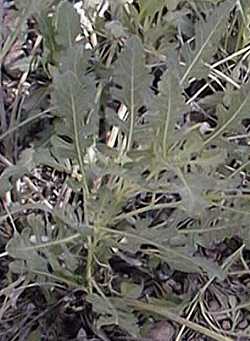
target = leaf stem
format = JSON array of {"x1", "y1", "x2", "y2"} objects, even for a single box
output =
[{"x1": 114, "y1": 201, "x2": 181, "y2": 221}]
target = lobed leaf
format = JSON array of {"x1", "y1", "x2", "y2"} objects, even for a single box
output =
[
  {"x1": 148, "y1": 70, "x2": 187, "y2": 157},
  {"x1": 52, "y1": 57, "x2": 97, "y2": 164},
  {"x1": 203, "y1": 81, "x2": 250, "y2": 147},
  {"x1": 112, "y1": 35, "x2": 152, "y2": 150},
  {"x1": 179, "y1": 0, "x2": 235, "y2": 86}
]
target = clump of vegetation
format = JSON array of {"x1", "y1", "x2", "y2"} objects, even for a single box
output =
[{"x1": 1, "y1": 0, "x2": 250, "y2": 340}]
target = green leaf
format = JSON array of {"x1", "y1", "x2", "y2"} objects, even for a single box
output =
[
  {"x1": 105, "y1": 20, "x2": 127, "y2": 39},
  {"x1": 52, "y1": 57, "x2": 97, "y2": 171},
  {"x1": 126, "y1": 299, "x2": 233, "y2": 341},
  {"x1": 55, "y1": 0, "x2": 81, "y2": 49},
  {"x1": 7, "y1": 228, "x2": 49, "y2": 274},
  {"x1": 179, "y1": 0, "x2": 235, "y2": 86},
  {"x1": 0, "y1": 165, "x2": 28, "y2": 197},
  {"x1": 37, "y1": 13, "x2": 59, "y2": 64},
  {"x1": 33, "y1": 148, "x2": 71, "y2": 173},
  {"x1": 15, "y1": 0, "x2": 55, "y2": 14},
  {"x1": 166, "y1": 0, "x2": 179, "y2": 11},
  {"x1": 182, "y1": 208, "x2": 242, "y2": 248},
  {"x1": 6, "y1": 218, "x2": 81, "y2": 286},
  {"x1": 59, "y1": 45, "x2": 91, "y2": 74},
  {"x1": 148, "y1": 70, "x2": 186, "y2": 157},
  {"x1": 138, "y1": 0, "x2": 166, "y2": 21},
  {"x1": 120, "y1": 281, "x2": 143, "y2": 299},
  {"x1": 116, "y1": 220, "x2": 225, "y2": 278},
  {"x1": 53, "y1": 71, "x2": 96, "y2": 133},
  {"x1": 88, "y1": 293, "x2": 139, "y2": 336},
  {"x1": 203, "y1": 81, "x2": 250, "y2": 147},
  {"x1": 112, "y1": 35, "x2": 152, "y2": 150},
  {"x1": 174, "y1": 168, "x2": 216, "y2": 216}
]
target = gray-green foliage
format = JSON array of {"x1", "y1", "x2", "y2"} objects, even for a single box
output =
[
  {"x1": 3, "y1": 0, "x2": 250, "y2": 338},
  {"x1": 112, "y1": 35, "x2": 152, "y2": 150},
  {"x1": 148, "y1": 71, "x2": 186, "y2": 156},
  {"x1": 15, "y1": 0, "x2": 56, "y2": 15},
  {"x1": 52, "y1": 50, "x2": 96, "y2": 158},
  {"x1": 55, "y1": 0, "x2": 81, "y2": 48},
  {"x1": 178, "y1": 0, "x2": 235, "y2": 86}
]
